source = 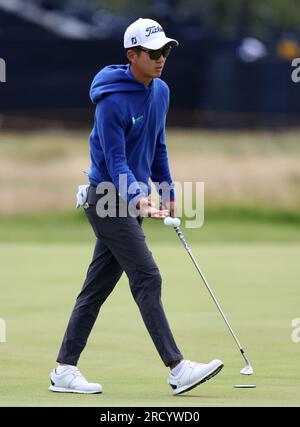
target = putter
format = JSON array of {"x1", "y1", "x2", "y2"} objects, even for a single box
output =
[{"x1": 164, "y1": 217, "x2": 254, "y2": 376}]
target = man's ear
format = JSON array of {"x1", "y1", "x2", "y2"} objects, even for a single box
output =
[{"x1": 127, "y1": 49, "x2": 136, "y2": 63}]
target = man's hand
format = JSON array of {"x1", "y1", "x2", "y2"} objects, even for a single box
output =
[
  {"x1": 160, "y1": 200, "x2": 177, "y2": 218},
  {"x1": 138, "y1": 197, "x2": 169, "y2": 219},
  {"x1": 167, "y1": 200, "x2": 177, "y2": 218}
]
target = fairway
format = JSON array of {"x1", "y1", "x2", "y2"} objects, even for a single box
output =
[
  {"x1": 1, "y1": 241, "x2": 299, "y2": 407},
  {"x1": 1, "y1": 0, "x2": 300, "y2": 410},
  {"x1": 1, "y1": 128, "x2": 299, "y2": 407}
]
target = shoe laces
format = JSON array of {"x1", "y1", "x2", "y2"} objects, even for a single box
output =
[
  {"x1": 70, "y1": 367, "x2": 87, "y2": 383},
  {"x1": 186, "y1": 360, "x2": 205, "y2": 369}
]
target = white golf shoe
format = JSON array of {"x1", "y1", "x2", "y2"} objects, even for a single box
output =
[
  {"x1": 49, "y1": 366, "x2": 102, "y2": 394},
  {"x1": 168, "y1": 359, "x2": 224, "y2": 395}
]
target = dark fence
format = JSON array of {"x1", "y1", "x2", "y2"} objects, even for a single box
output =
[{"x1": 0, "y1": 9, "x2": 299, "y2": 128}]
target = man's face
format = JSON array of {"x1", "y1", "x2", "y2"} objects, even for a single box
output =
[{"x1": 128, "y1": 45, "x2": 171, "y2": 80}]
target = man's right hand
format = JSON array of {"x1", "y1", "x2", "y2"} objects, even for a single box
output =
[{"x1": 137, "y1": 197, "x2": 169, "y2": 219}]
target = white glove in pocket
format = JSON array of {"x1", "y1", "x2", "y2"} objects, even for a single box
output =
[{"x1": 76, "y1": 184, "x2": 89, "y2": 208}]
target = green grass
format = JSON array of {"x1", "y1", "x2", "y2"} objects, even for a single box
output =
[
  {"x1": 1, "y1": 129, "x2": 300, "y2": 406},
  {"x1": 1, "y1": 209, "x2": 300, "y2": 243},
  {"x1": 0, "y1": 241, "x2": 299, "y2": 407}
]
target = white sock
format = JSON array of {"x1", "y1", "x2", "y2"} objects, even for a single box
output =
[
  {"x1": 56, "y1": 364, "x2": 74, "y2": 374},
  {"x1": 171, "y1": 360, "x2": 185, "y2": 376}
]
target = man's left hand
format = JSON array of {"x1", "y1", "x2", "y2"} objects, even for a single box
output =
[{"x1": 161, "y1": 200, "x2": 177, "y2": 218}]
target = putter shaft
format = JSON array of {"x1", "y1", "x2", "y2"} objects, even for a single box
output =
[{"x1": 174, "y1": 226, "x2": 251, "y2": 368}]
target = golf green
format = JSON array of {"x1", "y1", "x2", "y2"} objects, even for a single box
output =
[{"x1": 0, "y1": 242, "x2": 299, "y2": 406}]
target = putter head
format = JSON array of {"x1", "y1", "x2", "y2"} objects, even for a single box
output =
[
  {"x1": 240, "y1": 350, "x2": 253, "y2": 375},
  {"x1": 240, "y1": 362, "x2": 254, "y2": 375}
]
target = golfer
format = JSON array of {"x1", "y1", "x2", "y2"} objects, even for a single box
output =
[{"x1": 49, "y1": 18, "x2": 223, "y2": 395}]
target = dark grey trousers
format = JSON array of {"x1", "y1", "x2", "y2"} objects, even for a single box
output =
[{"x1": 56, "y1": 191, "x2": 183, "y2": 367}]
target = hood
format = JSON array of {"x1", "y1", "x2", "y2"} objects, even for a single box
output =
[{"x1": 90, "y1": 64, "x2": 147, "y2": 104}]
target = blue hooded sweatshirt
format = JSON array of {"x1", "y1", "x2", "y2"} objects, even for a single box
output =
[{"x1": 88, "y1": 64, "x2": 175, "y2": 204}]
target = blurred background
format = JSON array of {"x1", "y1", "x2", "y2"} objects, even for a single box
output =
[
  {"x1": 0, "y1": 0, "x2": 300, "y2": 228},
  {"x1": 1, "y1": 0, "x2": 300, "y2": 407},
  {"x1": 1, "y1": 0, "x2": 300, "y2": 128}
]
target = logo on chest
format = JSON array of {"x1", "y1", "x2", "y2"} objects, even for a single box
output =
[{"x1": 131, "y1": 115, "x2": 145, "y2": 125}]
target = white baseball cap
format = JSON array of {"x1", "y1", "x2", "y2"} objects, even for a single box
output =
[{"x1": 124, "y1": 18, "x2": 178, "y2": 50}]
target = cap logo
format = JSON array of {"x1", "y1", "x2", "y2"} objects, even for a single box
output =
[
  {"x1": 145, "y1": 25, "x2": 164, "y2": 38},
  {"x1": 131, "y1": 37, "x2": 137, "y2": 45}
]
